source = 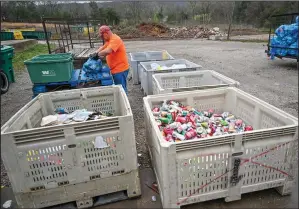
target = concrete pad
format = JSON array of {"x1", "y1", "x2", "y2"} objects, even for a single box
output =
[{"x1": 1, "y1": 39, "x2": 37, "y2": 52}]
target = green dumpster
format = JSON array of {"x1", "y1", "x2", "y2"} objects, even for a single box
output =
[
  {"x1": 0, "y1": 45, "x2": 15, "y2": 83},
  {"x1": 1, "y1": 32, "x2": 14, "y2": 41},
  {"x1": 24, "y1": 53, "x2": 74, "y2": 84},
  {"x1": 21, "y1": 31, "x2": 52, "y2": 40}
]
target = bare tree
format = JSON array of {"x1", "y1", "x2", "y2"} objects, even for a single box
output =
[
  {"x1": 223, "y1": 2, "x2": 235, "y2": 40},
  {"x1": 125, "y1": 1, "x2": 143, "y2": 24},
  {"x1": 188, "y1": 1, "x2": 197, "y2": 20},
  {"x1": 200, "y1": 2, "x2": 212, "y2": 14}
]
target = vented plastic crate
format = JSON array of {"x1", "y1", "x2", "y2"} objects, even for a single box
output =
[
  {"x1": 1, "y1": 86, "x2": 141, "y2": 208},
  {"x1": 143, "y1": 87, "x2": 298, "y2": 208},
  {"x1": 140, "y1": 59, "x2": 202, "y2": 95},
  {"x1": 152, "y1": 70, "x2": 240, "y2": 95},
  {"x1": 129, "y1": 51, "x2": 174, "y2": 85}
]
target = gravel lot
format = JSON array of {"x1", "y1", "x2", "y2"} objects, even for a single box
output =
[{"x1": 1, "y1": 40, "x2": 298, "y2": 196}]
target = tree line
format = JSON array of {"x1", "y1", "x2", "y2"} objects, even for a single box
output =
[{"x1": 1, "y1": 1, "x2": 298, "y2": 28}]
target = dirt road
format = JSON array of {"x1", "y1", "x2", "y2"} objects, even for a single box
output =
[{"x1": 1, "y1": 40, "x2": 298, "y2": 208}]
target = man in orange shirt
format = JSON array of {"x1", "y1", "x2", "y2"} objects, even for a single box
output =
[{"x1": 97, "y1": 25, "x2": 129, "y2": 94}]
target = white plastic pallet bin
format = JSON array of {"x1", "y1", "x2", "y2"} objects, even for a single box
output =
[
  {"x1": 1, "y1": 86, "x2": 141, "y2": 208},
  {"x1": 140, "y1": 59, "x2": 202, "y2": 96},
  {"x1": 143, "y1": 87, "x2": 298, "y2": 208},
  {"x1": 129, "y1": 51, "x2": 174, "y2": 85},
  {"x1": 152, "y1": 70, "x2": 240, "y2": 95}
]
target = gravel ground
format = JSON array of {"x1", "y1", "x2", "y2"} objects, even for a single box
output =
[{"x1": 1, "y1": 40, "x2": 298, "y2": 189}]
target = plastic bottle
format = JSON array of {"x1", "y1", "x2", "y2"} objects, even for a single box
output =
[
  {"x1": 176, "y1": 116, "x2": 186, "y2": 124},
  {"x1": 163, "y1": 127, "x2": 174, "y2": 135},
  {"x1": 235, "y1": 119, "x2": 243, "y2": 127},
  {"x1": 228, "y1": 122, "x2": 236, "y2": 133},
  {"x1": 185, "y1": 129, "x2": 197, "y2": 139},
  {"x1": 245, "y1": 125, "x2": 253, "y2": 131},
  {"x1": 168, "y1": 122, "x2": 181, "y2": 129},
  {"x1": 165, "y1": 134, "x2": 174, "y2": 142},
  {"x1": 177, "y1": 124, "x2": 188, "y2": 133},
  {"x1": 159, "y1": 117, "x2": 171, "y2": 124},
  {"x1": 172, "y1": 132, "x2": 186, "y2": 141}
]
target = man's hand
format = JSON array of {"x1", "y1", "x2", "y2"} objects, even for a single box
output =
[{"x1": 98, "y1": 55, "x2": 105, "y2": 59}]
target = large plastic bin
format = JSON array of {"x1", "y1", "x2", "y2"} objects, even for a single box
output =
[
  {"x1": 24, "y1": 54, "x2": 74, "y2": 84},
  {"x1": 1, "y1": 32, "x2": 14, "y2": 41},
  {"x1": 129, "y1": 51, "x2": 174, "y2": 85},
  {"x1": 1, "y1": 86, "x2": 141, "y2": 208},
  {"x1": 143, "y1": 87, "x2": 298, "y2": 208},
  {"x1": 21, "y1": 31, "x2": 52, "y2": 40},
  {"x1": 152, "y1": 70, "x2": 240, "y2": 95},
  {"x1": 140, "y1": 59, "x2": 202, "y2": 95},
  {"x1": 0, "y1": 45, "x2": 15, "y2": 83}
]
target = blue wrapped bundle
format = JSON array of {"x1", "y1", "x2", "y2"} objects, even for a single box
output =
[
  {"x1": 82, "y1": 58, "x2": 103, "y2": 74},
  {"x1": 99, "y1": 72, "x2": 112, "y2": 80},
  {"x1": 101, "y1": 65, "x2": 111, "y2": 73},
  {"x1": 288, "y1": 41, "x2": 298, "y2": 56},
  {"x1": 270, "y1": 16, "x2": 298, "y2": 59}
]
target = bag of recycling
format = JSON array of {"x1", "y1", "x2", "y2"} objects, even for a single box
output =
[
  {"x1": 82, "y1": 58, "x2": 102, "y2": 74},
  {"x1": 288, "y1": 41, "x2": 298, "y2": 56},
  {"x1": 270, "y1": 16, "x2": 299, "y2": 59}
]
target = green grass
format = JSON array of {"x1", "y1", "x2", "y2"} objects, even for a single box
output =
[{"x1": 13, "y1": 43, "x2": 55, "y2": 71}]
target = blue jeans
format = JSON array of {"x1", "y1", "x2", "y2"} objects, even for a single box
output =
[{"x1": 112, "y1": 70, "x2": 129, "y2": 94}]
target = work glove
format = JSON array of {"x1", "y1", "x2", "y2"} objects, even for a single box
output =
[{"x1": 89, "y1": 52, "x2": 99, "y2": 60}]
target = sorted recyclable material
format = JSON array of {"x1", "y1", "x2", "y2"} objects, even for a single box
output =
[
  {"x1": 55, "y1": 107, "x2": 69, "y2": 114},
  {"x1": 151, "y1": 100, "x2": 254, "y2": 142},
  {"x1": 150, "y1": 63, "x2": 187, "y2": 71},
  {"x1": 83, "y1": 58, "x2": 103, "y2": 74},
  {"x1": 270, "y1": 16, "x2": 298, "y2": 59},
  {"x1": 82, "y1": 56, "x2": 113, "y2": 80},
  {"x1": 2, "y1": 200, "x2": 12, "y2": 208},
  {"x1": 40, "y1": 109, "x2": 111, "y2": 127}
]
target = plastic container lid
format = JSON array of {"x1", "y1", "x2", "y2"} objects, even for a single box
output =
[
  {"x1": 0, "y1": 45, "x2": 14, "y2": 53},
  {"x1": 24, "y1": 54, "x2": 73, "y2": 64}
]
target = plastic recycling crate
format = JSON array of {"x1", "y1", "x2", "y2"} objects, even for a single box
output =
[
  {"x1": 152, "y1": 70, "x2": 240, "y2": 95},
  {"x1": 129, "y1": 51, "x2": 174, "y2": 85},
  {"x1": 1, "y1": 85, "x2": 141, "y2": 208},
  {"x1": 140, "y1": 59, "x2": 202, "y2": 96},
  {"x1": 143, "y1": 87, "x2": 298, "y2": 208},
  {"x1": 24, "y1": 54, "x2": 74, "y2": 84}
]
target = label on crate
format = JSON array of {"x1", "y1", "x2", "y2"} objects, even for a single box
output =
[
  {"x1": 94, "y1": 136, "x2": 109, "y2": 149},
  {"x1": 41, "y1": 70, "x2": 56, "y2": 76}
]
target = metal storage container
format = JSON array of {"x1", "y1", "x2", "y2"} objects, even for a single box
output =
[
  {"x1": 143, "y1": 87, "x2": 298, "y2": 208},
  {"x1": 129, "y1": 51, "x2": 174, "y2": 85},
  {"x1": 152, "y1": 70, "x2": 240, "y2": 95},
  {"x1": 1, "y1": 86, "x2": 141, "y2": 208},
  {"x1": 140, "y1": 59, "x2": 202, "y2": 96}
]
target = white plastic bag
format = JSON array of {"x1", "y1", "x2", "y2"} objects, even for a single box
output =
[{"x1": 40, "y1": 115, "x2": 58, "y2": 127}]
